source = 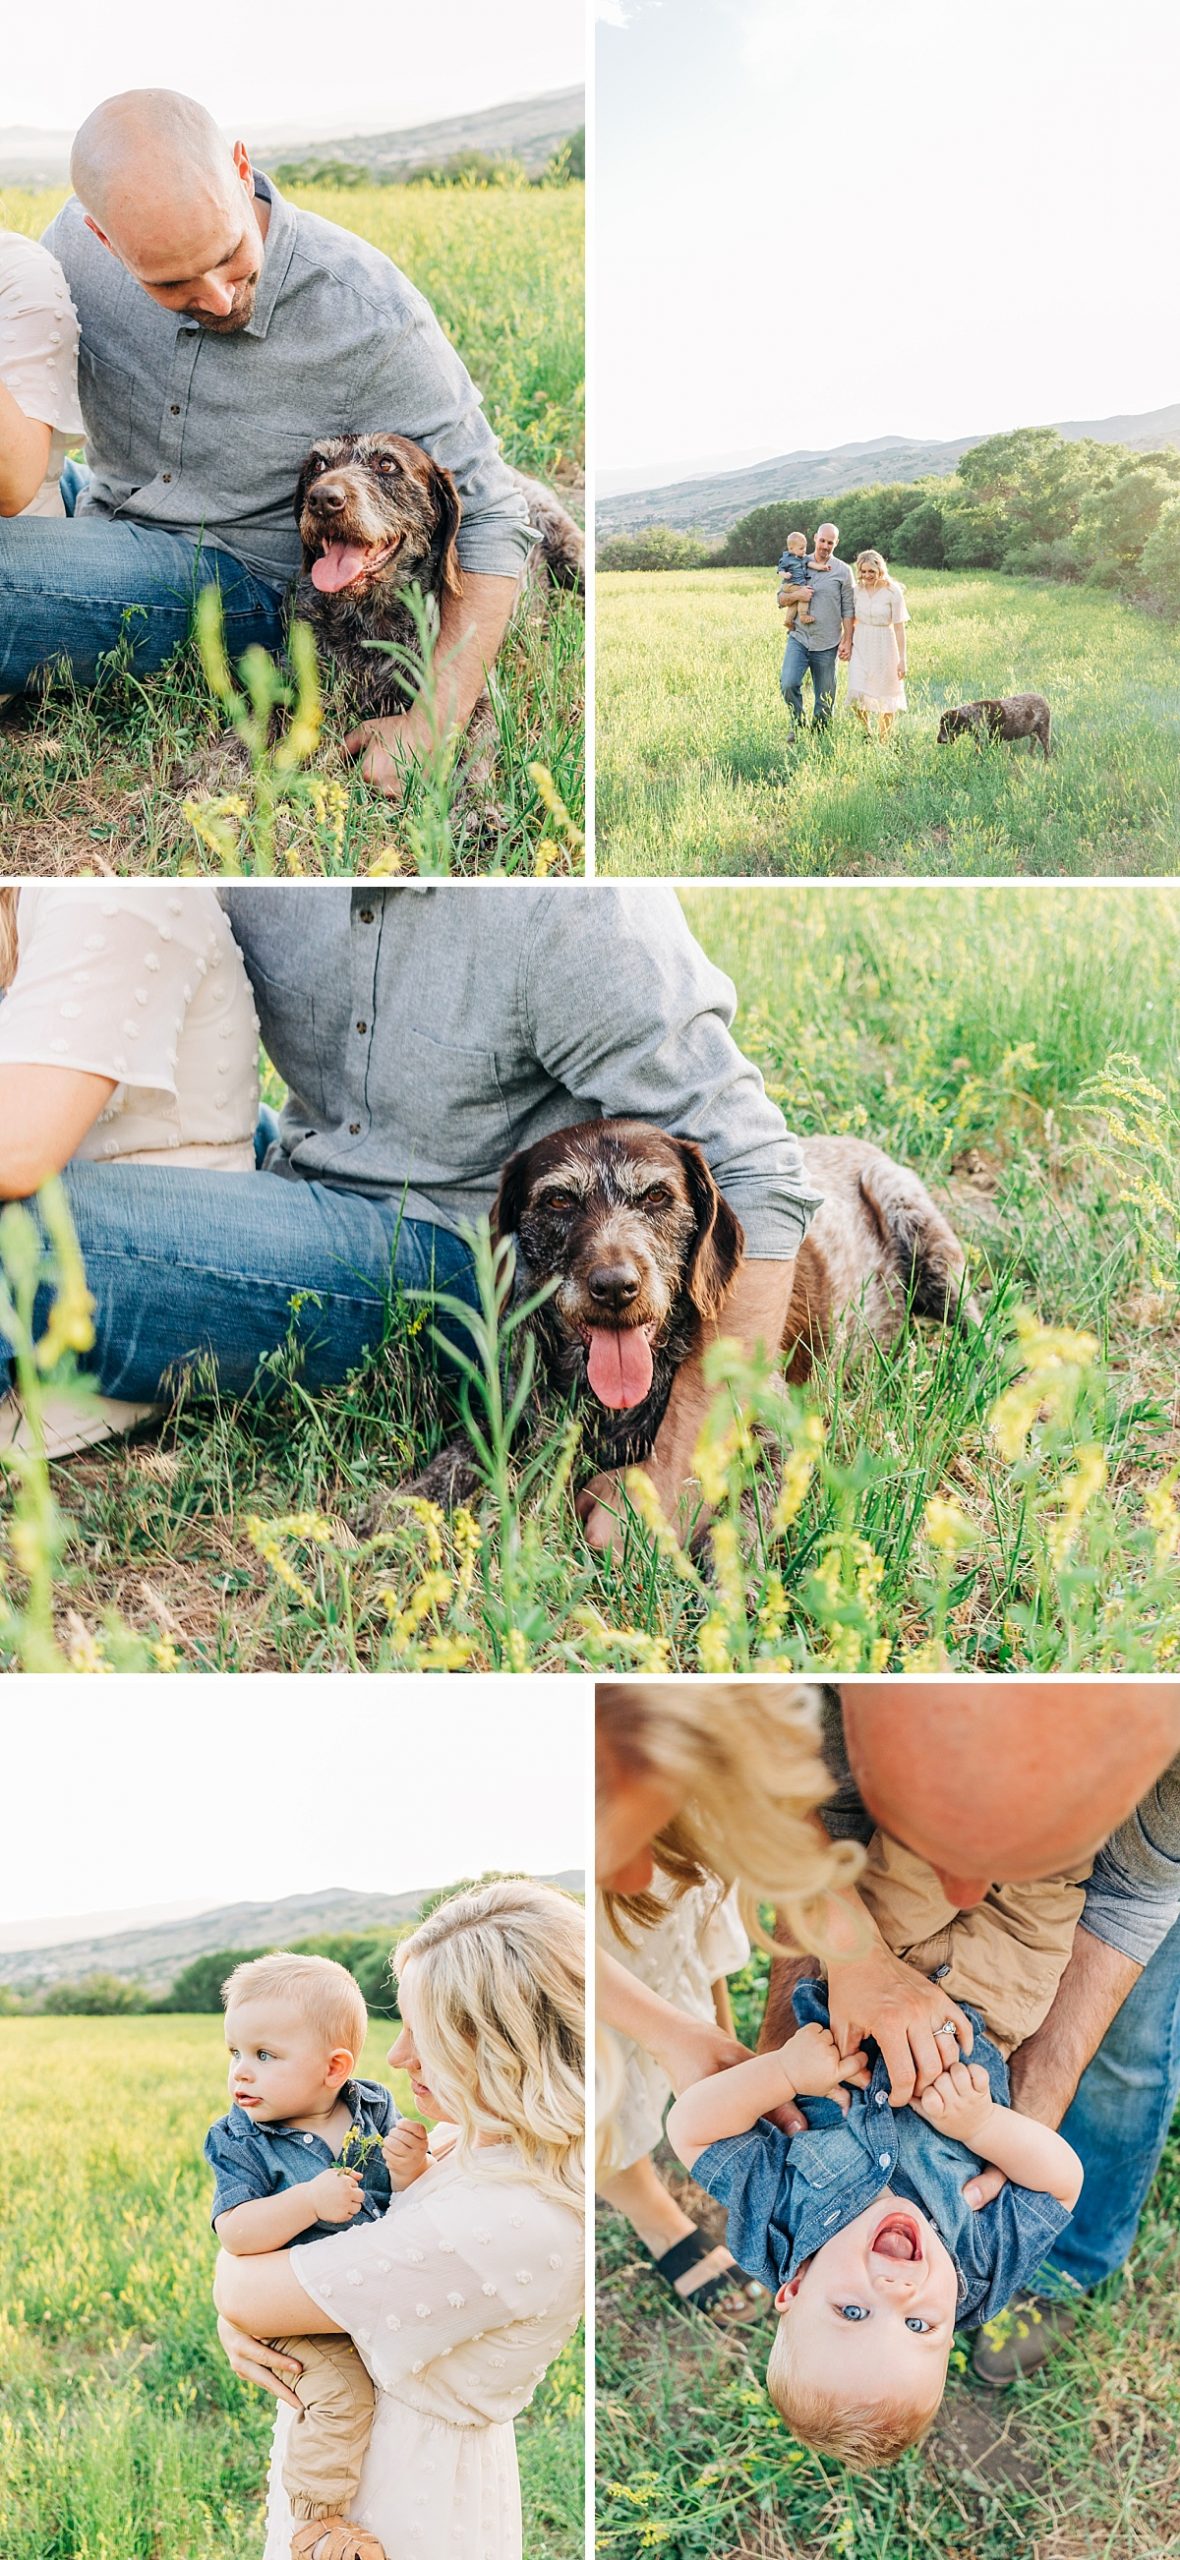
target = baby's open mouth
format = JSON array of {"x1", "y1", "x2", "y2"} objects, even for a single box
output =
[
  {"x1": 576, "y1": 1321, "x2": 657, "y2": 1410},
  {"x1": 310, "y1": 534, "x2": 402, "y2": 593},
  {"x1": 871, "y1": 2211, "x2": 922, "y2": 2263}
]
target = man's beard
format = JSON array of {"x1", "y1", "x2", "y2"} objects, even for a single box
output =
[{"x1": 187, "y1": 274, "x2": 259, "y2": 333}]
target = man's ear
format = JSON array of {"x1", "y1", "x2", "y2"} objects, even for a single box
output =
[
  {"x1": 83, "y1": 214, "x2": 113, "y2": 251},
  {"x1": 427, "y1": 459, "x2": 464, "y2": 599},
  {"x1": 678, "y1": 1140, "x2": 745, "y2": 1322}
]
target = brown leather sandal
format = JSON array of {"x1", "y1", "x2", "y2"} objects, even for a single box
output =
[{"x1": 290, "y1": 2522, "x2": 388, "y2": 2560}]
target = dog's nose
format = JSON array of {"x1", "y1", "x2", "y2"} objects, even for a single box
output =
[
  {"x1": 307, "y1": 479, "x2": 348, "y2": 516},
  {"x1": 587, "y1": 1261, "x2": 641, "y2": 1312}
]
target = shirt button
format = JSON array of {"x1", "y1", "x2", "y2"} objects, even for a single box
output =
[
  {"x1": 878, "y1": 2151, "x2": 891, "y2": 2168},
  {"x1": 349, "y1": 1122, "x2": 361, "y2": 1135},
  {"x1": 161, "y1": 472, "x2": 172, "y2": 483},
  {"x1": 303, "y1": 2133, "x2": 314, "y2": 2145},
  {"x1": 358, "y1": 907, "x2": 374, "y2": 923},
  {"x1": 170, "y1": 403, "x2": 180, "y2": 415},
  {"x1": 356, "y1": 1020, "x2": 368, "y2": 1034},
  {"x1": 874, "y1": 2092, "x2": 888, "y2": 2107}
]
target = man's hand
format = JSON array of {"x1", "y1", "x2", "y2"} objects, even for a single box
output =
[
  {"x1": 306, "y1": 2164, "x2": 365, "y2": 2223},
  {"x1": 826, "y1": 1945, "x2": 973, "y2": 2107},
  {"x1": 216, "y1": 2314, "x2": 304, "y2": 2409},
  {"x1": 383, "y1": 2120, "x2": 431, "y2": 2189},
  {"x1": 837, "y1": 639, "x2": 853, "y2": 661},
  {"x1": 914, "y1": 2059, "x2": 995, "y2": 2145},
  {"x1": 780, "y1": 2021, "x2": 869, "y2": 2108},
  {"x1": 343, "y1": 712, "x2": 424, "y2": 800}
]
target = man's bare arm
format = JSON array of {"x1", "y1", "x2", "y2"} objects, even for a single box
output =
[
  {"x1": 344, "y1": 569, "x2": 519, "y2": 797},
  {"x1": 579, "y1": 1256, "x2": 797, "y2": 1554}
]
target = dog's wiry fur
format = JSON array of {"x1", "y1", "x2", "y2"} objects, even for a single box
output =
[
  {"x1": 291, "y1": 431, "x2": 584, "y2": 725},
  {"x1": 410, "y1": 1119, "x2": 980, "y2": 1505},
  {"x1": 937, "y1": 692, "x2": 1052, "y2": 757}
]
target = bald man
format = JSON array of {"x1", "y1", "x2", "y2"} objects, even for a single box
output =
[
  {"x1": 760, "y1": 1684, "x2": 1180, "y2": 2382},
  {"x1": 0, "y1": 91, "x2": 532, "y2": 794}
]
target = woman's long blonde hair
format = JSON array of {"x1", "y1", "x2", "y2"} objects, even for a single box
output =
[
  {"x1": 598, "y1": 1681, "x2": 862, "y2": 1952},
  {"x1": 0, "y1": 887, "x2": 19, "y2": 990},
  {"x1": 395, "y1": 1879, "x2": 585, "y2": 2214},
  {"x1": 855, "y1": 549, "x2": 896, "y2": 588}
]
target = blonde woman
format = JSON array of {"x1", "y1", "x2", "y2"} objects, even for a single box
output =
[
  {"x1": 596, "y1": 1684, "x2": 860, "y2": 2325},
  {"x1": 215, "y1": 1882, "x2": 585, "y2": 2560},
  {"x1": 0, "y1": 883, "x2": 259, "y2": 1455},
  {"x1": 846, "y1": 549, "x2": 909, "y2": 737}
]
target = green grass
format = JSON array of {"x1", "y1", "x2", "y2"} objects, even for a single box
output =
[
  {"x1": 596, "y1": 567, "x2": 1180, "y2": 876},
  {"x1": 0, "y1": 183, "x2": 584, "y2": 878},
  {"x1": 597, "y1": 1952, "x2": 1180, "y2": 2558},
  {"x1": 0, "y1": 2015, "x2": 583, "y2": 2559},
  {"x1": 3, "y1": 882, "x2": 1177, "y2": 1676}
]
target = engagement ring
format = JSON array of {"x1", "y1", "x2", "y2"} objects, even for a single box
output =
[{"x1": 935, "y1": 2021, "x2": 959, "y2": 2038}]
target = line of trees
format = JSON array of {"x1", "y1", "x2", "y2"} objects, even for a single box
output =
[
  {"x1": 598, "y1": 425, "x2": 1180, "y2": 615},
  {"x1": 0, "y1": 1873, "x2": 539, "y2": 2018},
  {"x1": 275, "y1": 133, "x2": 584, "y2": 190}
]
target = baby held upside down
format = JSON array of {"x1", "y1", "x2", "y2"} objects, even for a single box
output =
[{"x1": 665, "y1": 1840, "x2": 1087, "y2": 2471}]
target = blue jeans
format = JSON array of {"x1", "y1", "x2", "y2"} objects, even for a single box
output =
[
  {"x1": 2, "y1": 1161, "x2": 479, "y2": 1404},
  {"x1": 0, "y1": 461, "x2": 287, "y2": 691},
  {"x1": 1041, "y1": 1918, "x2": 1180, "y2": 2294},
  {"x1": 780, "y1": 636, "x2": 839, "y2": 729}
]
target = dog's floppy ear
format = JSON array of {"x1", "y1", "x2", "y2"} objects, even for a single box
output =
[
  {"x1": 427, "y1": 459, "x2": 464, "y2": 599},
  {"x1": 491, "y1": 1146, "x2": 530, "y2": 1243},
  {"x1": 677, "y1": 1140, "x2": 745, "y2": 1322}
]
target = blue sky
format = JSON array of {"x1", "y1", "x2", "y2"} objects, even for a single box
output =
[{"x1": 596, "y1": 0, "x2": 1176, "y2": 485}]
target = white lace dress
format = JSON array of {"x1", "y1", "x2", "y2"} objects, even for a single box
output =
[
  {"x1": 263, "y1": 2150, "x2": 583, "y2": 2560},
  {"x1": 846, "y1": 579, "x2": 910, "y2": 712},
  {"x1": 0, "y1": 231, "x2": 84, "y2": 516},
  {"x1": 599, "y1": 1872, "x2": 749, "y2": 2171}
]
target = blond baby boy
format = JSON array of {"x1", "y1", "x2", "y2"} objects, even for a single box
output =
[{"x1": 205, "y1": 1952, "x2": 430, "y2": 2560}]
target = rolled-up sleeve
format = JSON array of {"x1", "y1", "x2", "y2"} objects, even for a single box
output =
[
  {"x1": 354, "y1": 294, "x2": 532, "y2": 581},
  {"x1": 1082, "y1": 1761, "x2": 1180, "y2": 1967},
  {"x1": 522, "y1": 886, "x2": 822, "y2": 1258}
]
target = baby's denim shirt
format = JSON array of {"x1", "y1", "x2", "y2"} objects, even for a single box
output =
[
  {"x1": 692, "y1": 1980, "x2": 1072, "y2": 2328},
  {"x1": 205, "y1": 2075, "x2": 399, "y2": 2239}
]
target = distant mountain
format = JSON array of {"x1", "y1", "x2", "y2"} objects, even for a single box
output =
[
  {"x1": 598, "y1": 403, "x2": 1180, "y2": 538},
  {"x1": 0, "y1": 88, "x2": 583, "y2": 188},
  {"x1": 0, "y1": 1874, "x2": 585, "y2": 1995}
]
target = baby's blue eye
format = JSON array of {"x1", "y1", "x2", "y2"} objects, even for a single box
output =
[
  {"x1": 838, "y1": 2304, "x2": 869, "y2": 2321},
  {"x1": 904, "y1": 2316, "x2": 931, "y2": 2333},
  {"x1": 258, "y1": 2049, "x2": 273, "y2": 2061}
]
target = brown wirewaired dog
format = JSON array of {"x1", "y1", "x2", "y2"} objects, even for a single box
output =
[
  {"x1": 411, "y1": 1118, "x2": 981, "y2": 1502},
  {"x1": 291, "y1": 431, "x2": 584, "y2": 724},
  {"x1": 937, "y1": 693, "x2": 1052, "y2": 757}
]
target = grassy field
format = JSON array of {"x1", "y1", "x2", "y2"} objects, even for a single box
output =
[
  {"x1": 596, "y1": 1954, "x2": 1180, "y2": 2560},
  {"x1": 596, "y1": 567, "x2": 1180, "y2": 877},
  {"x1": 0, "y1": 183, "x2": 584, "y2": 877},
  {"x1": 0, "y1": 2015, "x2": 584, "y2": 2559},
  {"x1": 3, "y1": 881, "x2": 1178, "y2": 1676}
]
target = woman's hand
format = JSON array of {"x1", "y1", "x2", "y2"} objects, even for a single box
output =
[
  {"x1": 781, "y1": 2020, "x2": 869, "y2": 2108},
  {"x1": 826, "y1": 1946, "x2": 973, "y2": 2107},
  {"x1": 216, "y1": 2314, "x2": 305, "y2": 2410}
]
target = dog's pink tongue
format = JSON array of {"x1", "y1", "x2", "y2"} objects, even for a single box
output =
[
  {"x1": 585, "y1": 1326, "x2": 654, "y2": 1411},
  {"x1": 311, "y1": 543, "x2": 370, "y2": 593}
]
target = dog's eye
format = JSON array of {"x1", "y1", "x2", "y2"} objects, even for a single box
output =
[
  {"x1": 373, "y1": 454, "x2": 399, "y2": 475},
  {"x1": 642, "y1": 1185, "x2": 671, "y2": 1209},
  {"x1": 543, "y1": 1191, "x2": 576, "y2": 1214},
  {"x1": 308, "y1": 455, "x2": 329, "y2": 477}
]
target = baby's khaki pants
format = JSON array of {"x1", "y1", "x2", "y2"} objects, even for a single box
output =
[
  {"x1": 855, "y1": 1831, "x2": 1093, "y2": 2056},
  {"x1": 270, "y1": 2331, "x2": 375, "y2": 2524}
]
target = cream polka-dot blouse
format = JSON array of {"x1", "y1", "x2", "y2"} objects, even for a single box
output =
[
  {"x1": 1, "y1": 232, "x2": 85, "y2": 518},
  {"x1": 263, "y1": 2148, "x2": 584, "y2": 2560},
  {"x1": 0, "y1": 886, "x2": 260, "y2": 1170}
]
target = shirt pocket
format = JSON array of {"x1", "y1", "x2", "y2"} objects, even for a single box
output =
[
  {"x1": 386, "y1": 1026, "x2": 513, "y2": 1185},
  {"x1": 249, "y1": 964, "x2": 327, "y2": 1121},
  {"x1": 789, "y1": 2124, "x2": 869, "y2": 2192}
]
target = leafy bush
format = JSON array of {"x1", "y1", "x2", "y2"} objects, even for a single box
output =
[
  {"x1": 597, "y1": 524, "x2": 717, "y2": 571},
  {"x1": 1139, "y1": 496, "x2": 1180, "y2": 616},
  {"x1": 41, "y1": 1972, "x2": 150, "y2": 2015}
]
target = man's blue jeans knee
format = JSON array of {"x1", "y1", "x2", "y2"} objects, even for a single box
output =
[
  {"x1": 1041, "y1": 1918, "x2": 1180, "y2": 2294},
  {"x1": 0, "y1": 501, "x2": 288, "y2": 691},
  {"x1": 0, "y1": 1163, "x2": 479, "y2": 1405},
  {"x1": 780, "y1": 637, "x2": 839, "y2": 728}
]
